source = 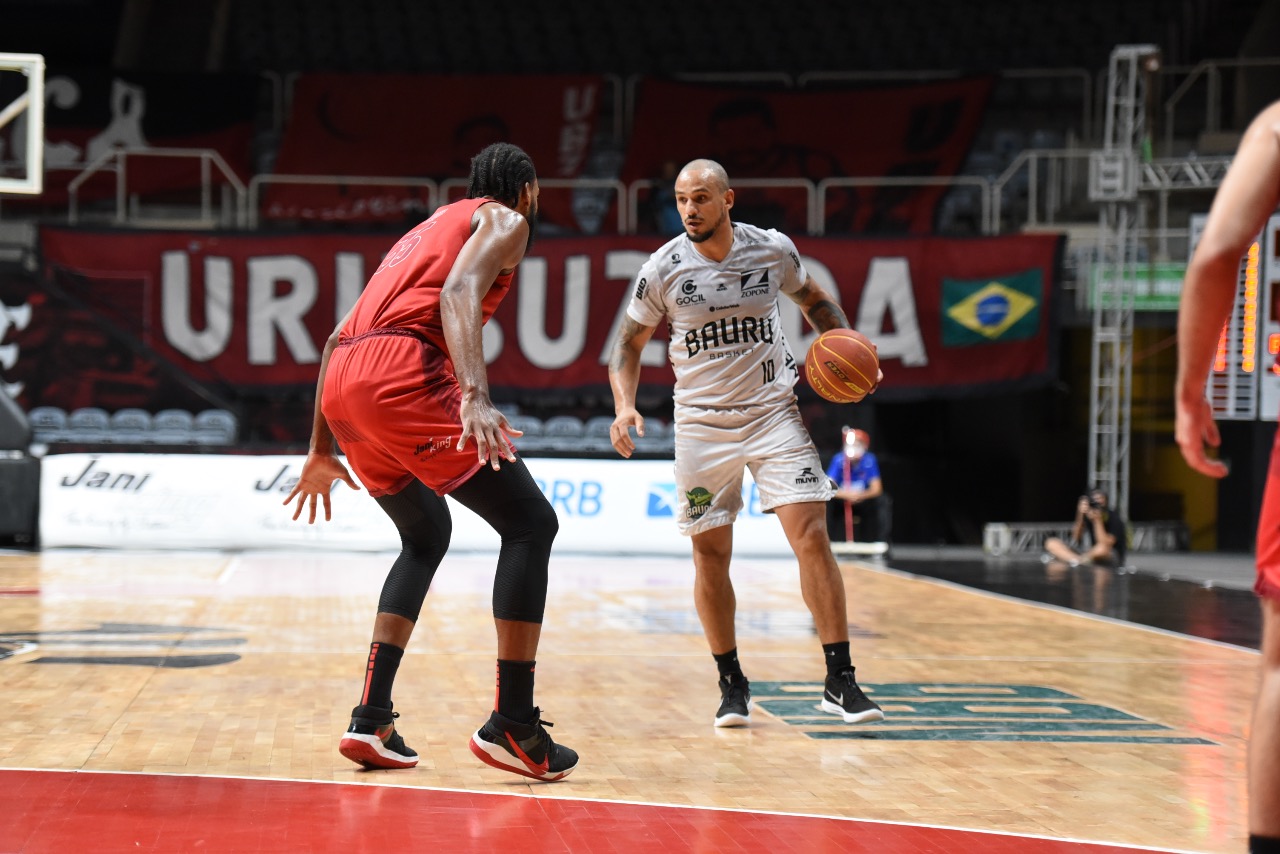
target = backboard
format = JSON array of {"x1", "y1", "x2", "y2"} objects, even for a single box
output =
[{"x1": 0, "y1": 53, "x2": 45, "y2": 195}]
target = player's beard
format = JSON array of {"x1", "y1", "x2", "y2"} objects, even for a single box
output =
[
  {"x1": 687, "y1": 208, "x2": 726, "y2": 244},
  {"x1": 524, "y1": 203, "x2": 539, "y2": 251}
]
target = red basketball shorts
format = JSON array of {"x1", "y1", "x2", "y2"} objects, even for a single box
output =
[
  {"x1": 321, "y1": 330, "x2": 484, "y2": 498},
  {"x1": 1256, "y1": 425, "x2": 1280, "y2": 601}
]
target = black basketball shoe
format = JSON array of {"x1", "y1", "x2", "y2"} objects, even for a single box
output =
[
  {"x1": 469, "y1": 708, "x2": 578, "y2": 782},
  {"x1": 714, "y1": 673, "x2": 752, "y2": 727},
  {"x1": 821, "y1": 668, "x2": 885, "y2": 723},
  {"x1": 338, "y1": 704, "x2": 419, "y2": 769}
]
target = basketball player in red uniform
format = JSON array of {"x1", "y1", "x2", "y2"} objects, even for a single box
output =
[
  {"x1": 1176, "y1": 101, "x2": 1280, "y2": 852},
  {"x1": 284, "y1": 143, "x2": 577, "y2": 781}
]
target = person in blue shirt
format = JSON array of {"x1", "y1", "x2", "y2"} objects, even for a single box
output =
[{"x1": 826, "y1": 427, "x2": 891, "y2": 544}]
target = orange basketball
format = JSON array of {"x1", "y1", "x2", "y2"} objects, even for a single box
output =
[{"x1": 805, "y1": 329, "x2": 879, "y2": 404}]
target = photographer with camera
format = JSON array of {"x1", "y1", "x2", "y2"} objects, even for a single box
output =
[{"x1": 1042, "y1": 487, "x2": 1127, "y2": 568}]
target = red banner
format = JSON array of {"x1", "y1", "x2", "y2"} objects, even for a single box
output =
[
  {"x1": 264, "y1": 74, "x2": 604, "y2": 229},
  {"x1": 30, "y1": 227, "x2": 1060, "y2": 409},
  {"x1": 624, "y1": 77, "x2": 993, "y2": 235}
]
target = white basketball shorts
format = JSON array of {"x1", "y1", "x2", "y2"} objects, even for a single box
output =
[{"x1": 672, "y1": 400, "x2": 834, "y2": 536}]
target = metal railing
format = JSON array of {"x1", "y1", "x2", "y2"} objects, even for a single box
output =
[
  {"x1": 439, "y1": 177, "x2": 630, "y2": 234},
  {"x1": 1162, "y1": 57, "x2": 1280, "y2": 156},
  {"x1": 55, "y1": 161, "x2": 1092, "y2": 238},
  {"x1": 816, "y1": 175, "x2": 993, "y2": 236},
  {"x1": 47, "y1": 145, "x2": 1225, "y2": 242},
  {"x1": 247, "y1": 174, "x2": 439, "y2": 228},
  {"x1": 990, "y1": 148, "x2": 1092, "y2": 232},
  {"x1": 630, "y1": 177, "x2": 818, "y2": 236},
  {"x1": 68, "y1": 147, "x2": 247, "y2": 227}
]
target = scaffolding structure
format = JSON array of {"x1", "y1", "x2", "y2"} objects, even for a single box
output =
[{"x1": 1087, "y1": 44, "x2": 1162, "y2": 521}]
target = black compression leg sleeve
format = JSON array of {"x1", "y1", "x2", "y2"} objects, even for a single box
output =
[
  {"x1": 450, "y1": 460, "x2": 557, "y2": 623},
  {"x1": 373, "y1": 480, "x2": 452, "y2": 622}
]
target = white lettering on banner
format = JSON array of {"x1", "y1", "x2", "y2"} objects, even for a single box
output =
[
  {"x1": 247, "y1": 256, "x2": 321, "y2": 365},
  {"x1": 858, "y1": 257, "x2": 927, "y2": 366},
  {"x1": 516, "y1": 256, "x2": 590, "y2": 370},
  {"x1": 162, "y1": 251, "x2": 362, "y2": 365},
  {"x1": 140, "y1": 241, "x2": 1010, "y2": 376},
  {"x1": 162, "y1": 251, "x2": 233, "y2": 362},
  {"x1": 558, "y1": 86, "x2": 595, "y2": 176},
  {"x1": 601, "y1": 250, "x2": 667, "y2": 367},
  {"x1": 335, "y1": 252, "x2": 365, "y2": 322}
]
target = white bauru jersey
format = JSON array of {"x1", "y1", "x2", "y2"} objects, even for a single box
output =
[{"x1": 627, "y1": 223, "x2": 807, "y2": 409}]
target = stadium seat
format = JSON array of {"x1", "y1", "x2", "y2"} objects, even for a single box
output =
[
  {"x1": 542, "y1": 415, "x2": 585, "y2": 452},
  {"x1": 64, "y1": 407, "x2": 110, "y2": 443},
  {"x1": 583, "y1": 415, "x2": 615, "y2": 451},
  {"x1": 152, "y1": 409, "x2": 195, "y2": 444},
  {"x1": 193, "y1": 409, "x2": 239, "y2": 446},
  {"x1": 634, "y1": 419, "x2": 674, "y2": 454},
  {"x1": 503, "y1": 414, "x2": 544, "y2": 452},
  {"x1": 28, "y1": 406, "x2": 68, "y2": 443},
  {"x1": 108, "y1": 408, "x2": 153, "y2": 444}
]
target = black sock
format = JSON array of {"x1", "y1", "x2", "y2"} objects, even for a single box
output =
[
  {"x1": 1251, "y1": 835, "x2": 1280, "y2": 853},
  {"x1": 496, "y1": 659, "x2": 537, "y2": 722},
  {"x1": 713, "y1": 648, "x2": 744, "y2": 680},
  {"x1": 823, "y1": 641, "x2": 852, "y2": 677},
  {"x1": 359, "y1": 641, "x2": 404, "y2": 710}
]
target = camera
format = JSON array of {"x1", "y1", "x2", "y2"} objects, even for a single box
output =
[{"x1": 1080, "y1": 494, "x2": 1102, "y2": 510}]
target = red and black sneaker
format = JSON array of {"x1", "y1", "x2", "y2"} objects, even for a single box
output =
[
  {"x1": 469, "y1": 708, "x2": 578, "y2": 782},
  {"x1": 338, "y1": 704, "x2": 419, "y2": 769}
]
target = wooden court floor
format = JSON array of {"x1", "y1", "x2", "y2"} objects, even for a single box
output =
[{"x1": 0, "y1": 548, "x2": 1257, "y2": 853}]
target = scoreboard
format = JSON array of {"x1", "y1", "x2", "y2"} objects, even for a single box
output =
[{"x1": 1191, "y1": 213, "x2": 1280, "y2": 421}]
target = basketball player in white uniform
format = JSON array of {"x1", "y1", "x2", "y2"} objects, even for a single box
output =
[{"x1": 608, "y1": 159, "x2": 884, "y2": 728}]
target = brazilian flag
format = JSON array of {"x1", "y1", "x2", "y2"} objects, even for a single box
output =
[{"x1": 941, "y1": 269, "x2": 1042, "y2": 347}]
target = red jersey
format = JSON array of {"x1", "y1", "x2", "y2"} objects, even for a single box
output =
[{"x1": 342, "y1": 197, "x2": 516, "y2": 352}]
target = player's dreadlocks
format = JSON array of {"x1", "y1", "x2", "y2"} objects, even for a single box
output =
[{"x1": 466, "y1": 142, "x2": 536, "y2": 207}]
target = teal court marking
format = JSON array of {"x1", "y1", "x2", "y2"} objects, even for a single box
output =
[{"x1": 751, "y1": 682, "x2": 1217, "y2": 744}]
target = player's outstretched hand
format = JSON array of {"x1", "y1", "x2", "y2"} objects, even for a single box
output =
[
  {"x1": 611, "y1": 408, "x2": 644, "y2": 459},
  {"x1": 458, "y1": 395, "x2": 520, "y2": 470},
  {"x1": 1175, "y1": 394, "x2": 1229, "y2": 479},
  {"x1": 284, "y1": 451, "x2": 360, "y2": 524}
]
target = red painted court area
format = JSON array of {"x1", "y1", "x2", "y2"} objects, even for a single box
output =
[{"x1": 2, "y1": 769, "x2": 1186, "y2": 854}]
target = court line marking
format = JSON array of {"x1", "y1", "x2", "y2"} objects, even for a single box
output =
[{"x1": 1, "y1": 766, "x2": 1212, "y2": 854}]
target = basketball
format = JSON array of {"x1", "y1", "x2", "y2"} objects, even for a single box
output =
[{"x1": 805, "y1": 329, "x2": 879, "y2": 404}]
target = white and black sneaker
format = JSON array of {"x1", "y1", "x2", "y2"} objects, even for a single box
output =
[
  {"x1": 339, "y1": 704, "x2": 419, "y2": 769},
  {"x1": 820, "y1": 668, "x2": 884, "y2": 723},
  {"x1": 714, "y1": 674, "x2": 752, "y2": 727}
]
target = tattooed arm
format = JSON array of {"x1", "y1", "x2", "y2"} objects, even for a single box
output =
[
  {"x1": 786, "y1": 273, "x2": 884, "y2": 392},
  {"x1": 607, "y1": 315, "x2": 658, "y2": 459},
  {"x1": 785, "y1": 274, "x2": 849, "y2": 333}
]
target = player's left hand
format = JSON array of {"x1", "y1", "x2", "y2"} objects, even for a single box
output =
[
  {"x1": 284, "y1": 451, "x2": 360, "y2": 524},
  {"x1": 1175, "y1": 393, "x2": 1229, "y2": 479},
  {"x1": 458, "y1": 395, "x2": 520, "y2": 470},
  {"x1": 610, "y1": 407, "x2": 644, "y2": 459}
]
